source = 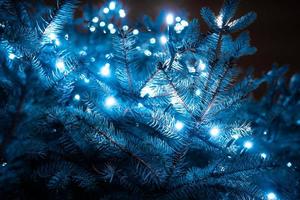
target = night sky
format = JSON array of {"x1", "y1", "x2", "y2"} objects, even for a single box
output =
[{"x1": 122, "y1": 0, "x2": 300, "y2": 76}]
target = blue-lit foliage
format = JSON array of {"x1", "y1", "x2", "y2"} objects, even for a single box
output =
[{"x1": 0, "y1": 0, "x2": 299, "y2": 199}]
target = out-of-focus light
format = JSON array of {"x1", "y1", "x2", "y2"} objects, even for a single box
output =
[
  {"x1": 267, "y1": 192, "x2": 277, "y2": 200},
  {"x1": 84, "y1": 77, "x2": 90, "y2": 83},
  {"x1": 110, "y1": 28, "x2": 116, "y2": 34},
  {"x1": 175, "y1": 121, "x2": 184, "y2": 131},
  {"x1": 137, "y1": 103, "x2": 144, "y2": 108},
  {"x1": 260, "y1": 153, "x2": 267, "y2": 159},
  {"x1": 160, "y1": 35, "x2": 168, "y2": 44},
  {"x1": 198, "y1": 60, "x2": 206, "y2": 70},
  {"x1": 195, "y1": 89, "x2": 201, "y2": 96},
  {"x1": 109, "y1": 1, "x2": 116, "y2": 10},
  {"x1": 48, "y1": 33, "x2": 57, "y2": 40},
  {"x1": 74, "y1": 94, "x2": 80, "y2": 101},
  {"x1": 56, "y1": 59, "x2": 65, "y2": 72},
  {"x1": 216, "y1": 14, "x2": 223, "y2": 28},
  {"x1": 92, "y1": 17, "x2": 99, "y2": 23},
  {"x1": 122, "y1": 25, "x2": 129, "y2": 31},
  {"x1": 175, "y1": 16, "x2": 181, "y2": 22},
  {"x1": 99, "y1": 21, "x2": 106, "y2": 27},
  {"x1": 55, "y1": 39, "x2": 60, "y2": 46},
  {"x1": 174, "y1": 23, "x2": 184, "y2": 33},
  {"x1": 210, "y1": 127, "x2": 220, "y2": 137},
  {"x1": 166, "y1": 13, "x2": 174, "y2": 25},
  {"x1": 244, "y1": 141, "x2": 253, "y2": 149},
  {"x1": 119, "y1": 9, "x2": 126, "y2": 18},
  {"x1": 105, "y1": 96, "x2": 117, "y2": 108},
  {"x1": 180, "y1": 20, "x2": 189, "y2": 27},
  {"x1": 64, "y1": 34, "x2": 69, "y2": 40},
  {"x1": 287, "y1": 162, "x2": 292, "y2": 167},
  {"x1": 150, "y1": 37, "x2": 156, "y2": 44},
  {"x1": 103, "y1": 7, "x2": 109, "y2": 14},
  {"x1": 263, "y1": 131, "x2": 268, "y2": 135},
  {"x1": 89, "y1": 26, "x2": 96, "y2": 32},
  {"x1": 107, "y1": 23, "x2": 114, "y2": 30},
  {"x1": 133, "y1": 29, "x2": 139, "y2": 35},
  {"x1": 144, "y1": 50, "x2": 152, "y2": 56},
  {"x1": 100, "y1": 63, "x2": 110, "y2": 77},
  {"x1": 8, "y1": 53, "x2": 16, "y2": 60}
]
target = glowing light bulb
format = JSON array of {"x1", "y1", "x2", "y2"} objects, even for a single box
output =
[
  {"x1": 150, "y1": 37, "x2": 156, "y2": 44},
  {"x1": 198, "y1": 60, "x2": 206, "y2": 70},
  {"x1": 243, "y1": 141, "x2": 253, "y2": 149},
  {"x1": 107, "y1": 23, "x2": 114, "y2": 30},
  {"x1": 267, "y1": 192, "x2": 277, "y2": 200},
  {"x1": 110, "y1": 28, "x2": 116, "y2": 34},
  {"x1": 195, "y1": 89, "x2": 201, "y2": 96},
  {"x1": 56, "y1": 59, "x2": 65, "y2": 72},
  {"x1": 180, "y1": 20, "x2": 189, "y2": 27},
  {"x1": 144, "y1": 50, "x2": 152, "y2": 56},
  {"x1": 287, "y1": 162, "x2": 292, "y2": 167},
  {"x1": 138, "y1": 103, "x2": 144, "y2": 108},
  {"x1": 175, "y1": 16, "x2": 181, "y2": 22},
  {"x1": 84, "y1": 77, "x2": 90, "y2": 83},
  {"x1": 48, "y1": 33, "x2": 57, "y2": 40},
  {"x1": 55, "y1": 39, "x2": 60, "y2": 46},
  {"x1": 175, "y1": 121, "x2": 184, "y2": 131},
  {"x1": 92, "y1": 17, "x2": 99, "y2": 23},
  {"x1": 210, "y1": 127, "x2": 220, "y2": 137},
  {"x1": 166, "y1": 13, "x2": 174, "y2": 25},
  {"x1": 260, "y1": 153, "x2": 267, "y2": 159},
  {"x1": 216, "y1": 14, "x2": 223, "y2": 28},
  {"x1": 109, "y1": 1, "x2": 116, "y2": 10},
  {"x1": 74, "y1": 94, "x2": 80, "y2": 101},
  {"x1": 8, "y1": 53, "x2": 16, "y2": 60},
  {"x1": 133, "y1": 29, "x2": 139, "y2": 35},
  {"x1": 99, "y1": 21, "x2": 106, "y2": 27},
  {"x1": 100, "y1": 63, "x2": 110, "y2": 77},
  {"x1": 160, "y1": 35, "x2": 168, "y2": 44},
  {"x1": 122, "y1": 25, "x2": 129, "y2": 31},
  {"x1": 105, "y1": 96, "x2": 117, "y2": 108},
  {"x1": 103, "y1": 7, "x2": 109, "y2": 14},
  {"x1": 89, "y1": 26, "x2": 96, "y2": 32},
  {"x1": 119, "y1": 9, "x2": 126, "y2": 18}
]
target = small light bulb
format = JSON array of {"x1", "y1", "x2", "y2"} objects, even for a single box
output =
[
  {"x1": 195, "y1": 89, "x2": 201, "y2": 96},
  {"x1": 48, "y1": 33, "x2": 57, "y2": 40},
  {"x1": 166, "y1": 13, "x2": 174, "y2": 25},
  {"x1": 89, "y1": 26, "x2": 96, "y2": 32},
  {"x1": 260, "y1": 153, "x2": 267, "y2": 159},
  {"x1": 180, "y1": 20, "x2": 189, "y2": 27},
  {"x1": 287, "y1": 162, "x2": 292, "y2": 167},
  {"x1": 56, "y1": 59, "x2": 65, "y2": 72},
  {"x1": 107, "y1": 23, "x2": 114, "y2": 30},
  {"x1": 137, "y1": 103, "x2": 144, "y2": 108},
  {"x1": 198, "y1": 60, "x2": 206, "y2": 70},
  {"x1": 119, "y1": 9, "x2": 126, "y2": 18},
  {"x1": 92, "y1": 17, "x2": 99, "y2": 23},
  {"x1": 133, "y1": 29, "x2": 139, "y2": 35},
  {"x1": 110, "y1": 28, "x2": 116, "y2": 34},
  {"x1": 175, "y1": 121, "x2": 184, "y2": 131},
  {"x1": 100, "y1": 63, "x2": 110, "y2": 77},
  {"x1": 160, "y1": 35, "x2": 168, "y2": 45},
  {"x1": 210, "y1": 127, "x2": 220, "y2": 137},
  {"x1": 103, "y1": 7, "x2": 109, "y2": 14},
  {"x1": 74, "y1": 94, "x2": 80, "y2": 101},
  {"x1": 175, "y1": 16, "x2": 181, "y2": 22},
  {"x1": 84, "y1": 77, "x2": 90, "y2": 83},
  {"x1": 244, "y1": 141, "x2": 253, "y2": 149},
  {"x1": 267, "y1": 192, "x2": 277, "y2": 200},
  {"x1": 109, "y1": 1, "x2": 116, "y2": 10},
  {"x1": 122, "y1": 25, "x2": 129, "y2": 31},
  {"x1": 144, "y1": 50, "x2": 152, "y2": 56},
  {"x1": 105, "y1": 96, "x2": 117, "y2": 108},
  {"x1": 99, "y1": 21, "x2": 106, "y2": 27},
  {"x1": 8, "y1": 53, "x2": 16, "y2": 60},
  {"x1": 55, "y1": 39, "x2": 60, "y2": 46},
  {"x1": 150, "y1": 37, "x2": 156, "y2": 44}
]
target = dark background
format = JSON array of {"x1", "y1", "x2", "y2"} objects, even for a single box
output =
[{"x1": 122, "y1": 0, "x2": 300, "y2": 76}]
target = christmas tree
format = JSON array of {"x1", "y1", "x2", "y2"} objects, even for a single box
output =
[{"x1": 0, "y1": 0, "x2": 298, "y2": 199}]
